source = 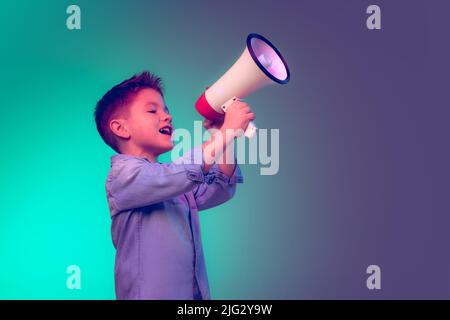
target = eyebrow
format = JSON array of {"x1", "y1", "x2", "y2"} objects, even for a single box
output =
[{"x1": 145, "y1": 102, "x2": 170, "y2": 113}]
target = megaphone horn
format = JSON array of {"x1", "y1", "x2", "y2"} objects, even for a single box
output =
[{"x1": 195, "y1": 33, "x2": 290, "y2": 138}]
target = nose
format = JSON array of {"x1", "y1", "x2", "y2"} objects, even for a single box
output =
[{"x1": 162, "y1": 111, "x2": 172, "y2": 123}]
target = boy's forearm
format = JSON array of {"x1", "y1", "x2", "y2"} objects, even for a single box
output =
[
  {"x1": 217, "y1": 139, "x2": 237, "y2": 177},
  {"x1": 201, "y1": 127, "x2": 235, "y2": 173},
  {"x1": 217, "y1": 162, "x2": 237, "y2": 178}
]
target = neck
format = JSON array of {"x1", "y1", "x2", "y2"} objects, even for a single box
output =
[{"x1": 120, "y1": 144, "x2": 159, "y2": 163}]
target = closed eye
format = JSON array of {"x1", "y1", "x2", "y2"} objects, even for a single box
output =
[{"x1": 148, "y1": 110, "x2": 157, "y2": 114}]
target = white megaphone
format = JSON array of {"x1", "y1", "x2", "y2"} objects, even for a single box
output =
[{"x1": 195, "y1": 33, "x2": 290, "y2": 138}]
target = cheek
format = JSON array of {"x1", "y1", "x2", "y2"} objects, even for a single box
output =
[{"x1": 133, "y1": 117, "x2": 159, "y2": 136}]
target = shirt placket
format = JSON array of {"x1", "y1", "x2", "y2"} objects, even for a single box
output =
[{"x1": 184, "y1": 193, "x2": 202, "y2": 299}]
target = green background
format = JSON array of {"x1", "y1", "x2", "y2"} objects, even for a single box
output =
[{"x1": 0, "y1": 0, "x2": 307, "y2": 299}]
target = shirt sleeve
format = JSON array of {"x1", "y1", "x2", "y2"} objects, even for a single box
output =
[
  {"x1": 193, "y1": 161, "x2": 244, "y2": 211},
  {"x1": 108, "y1": 147, "x2": 207, "y2": 212}
]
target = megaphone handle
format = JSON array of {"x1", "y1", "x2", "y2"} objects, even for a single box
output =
[
  {"x1": 221, "y1": 96, "x2": 257, "y2": 139},
  {"x1": 244, "y1": 121, "x2": 257, "y2": 139}
]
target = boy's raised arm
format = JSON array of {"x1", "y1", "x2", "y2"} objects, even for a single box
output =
[
  {"x1": 201, "y1": 99, "x2": 254, "y2": 173},
  {"x1": 107, "y1": 99, "x2": 254, "y2": 214}
]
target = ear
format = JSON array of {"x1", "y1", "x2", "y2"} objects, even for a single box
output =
[{"x1": 109, "y1": 119, "x2": 131, "y2": 139}]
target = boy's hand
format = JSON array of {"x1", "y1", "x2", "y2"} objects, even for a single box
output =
[
  {"x1": 221, "y1": 99, "x2": 255, "y2": 137},
  {"x1": 203, "y1": 118, "x2": 224, "y2": 132},
  {"x1": 201, "y1": 99, "x2": 254, "y2": 172}
]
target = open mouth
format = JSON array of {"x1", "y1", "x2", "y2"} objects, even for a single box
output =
[{"x1": 158, "y1": 125, "x2": 173, "y2": 136}]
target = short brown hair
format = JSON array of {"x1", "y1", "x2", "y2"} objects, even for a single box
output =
[{"x1": 94, "y1": 71, "x2": 164, "y2": 153}]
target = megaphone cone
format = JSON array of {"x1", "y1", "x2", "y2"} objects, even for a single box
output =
[{"x1": 196, "y1": 33, "x2": 290, "y2": 138}]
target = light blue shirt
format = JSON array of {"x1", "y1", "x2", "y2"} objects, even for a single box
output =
[{"x1": 105, "y1": 147, "x2": 243, "y2": 300}]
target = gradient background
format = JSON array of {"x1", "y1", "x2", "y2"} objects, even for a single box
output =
[{"x1": 0, "y1": 0, "x2": 449, "y2": 299}]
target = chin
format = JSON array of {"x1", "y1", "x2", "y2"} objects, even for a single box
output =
[
  {"x1": 165, "y1": 144, "x2": 174, "y2": 152},
  {"x1": 159, "y1": 142, "x2": 174, "y2": 154}
]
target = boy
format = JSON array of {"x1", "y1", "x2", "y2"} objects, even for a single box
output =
[{"x1": 94, "y1": 71, "x2": 254, "y2": 300}]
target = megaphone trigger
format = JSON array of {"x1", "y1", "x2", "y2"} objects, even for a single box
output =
[
  {"x1": 221, "y1": 96, "x2": 239, "y2": 113},
  {"x1": 244, "y1": 121, "x2": 257, "y2": 139}
]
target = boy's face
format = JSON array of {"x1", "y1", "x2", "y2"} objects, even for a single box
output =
[{"x1": 124, "y1": 88, "x2": 174, "y2": 156}]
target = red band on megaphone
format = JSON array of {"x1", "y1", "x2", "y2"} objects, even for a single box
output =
[{"x1": 195, "y1": 92, "x2": 223, "y2": 120}]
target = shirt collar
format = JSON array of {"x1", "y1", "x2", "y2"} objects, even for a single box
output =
[{"x1": 110, "y1": 153, "x2": 160, "y2": 164}]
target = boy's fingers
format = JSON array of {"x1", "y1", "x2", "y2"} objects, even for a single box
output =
[
  {"x1": 203, "y1": 119, "x2": 213, "y2": 128},
  {"x1": 214, "y1": 118, "x2": 224, "y2": 126},
  {"x1": 204, "y1": 118, "x2": 223, "y2": 129},
  {"x1": 235, "y1": 101, "x2": 246, "y2": 108},
  {"x1": 241, "y1": 106, "x2": 251, "y2": 114}
]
